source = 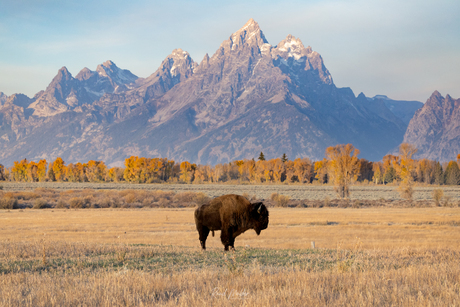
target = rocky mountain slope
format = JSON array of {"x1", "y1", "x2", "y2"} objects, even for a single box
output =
[
  {"x1": 368, "y1": 95, "x2": 423, "y2": 125},
  {"x1": 0, "y1": 92, "x2": 8, "y2": 105},
  {"x1": 0, "y1": 19, "x2": 429, "y2": 166},
  {"x1": 403, "y1": 91, "x2": 460, "y2": 161}
]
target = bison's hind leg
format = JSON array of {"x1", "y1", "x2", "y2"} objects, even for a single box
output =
[{"x1": 197, "y1": 224, "x2": 210, "y2": 250}]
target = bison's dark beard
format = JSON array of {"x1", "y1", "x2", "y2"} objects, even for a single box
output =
[{"x1": 255, "y1": 229, "x2": 261, "y2": 235}]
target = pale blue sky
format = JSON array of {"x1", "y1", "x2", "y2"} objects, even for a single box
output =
[{"x1": 1, "y1": 0, "x2": 459, "y2": 101}]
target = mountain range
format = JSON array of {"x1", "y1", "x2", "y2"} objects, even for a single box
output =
[{"x1": 0, "y1": 19, "x2": 458, "y2": 166}]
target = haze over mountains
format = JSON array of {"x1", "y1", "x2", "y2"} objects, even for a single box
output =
[{"x1": 0, "y1": 19, "x2": 458, "y2": 166}]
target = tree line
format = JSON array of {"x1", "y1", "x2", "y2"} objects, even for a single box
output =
[{"x1": 1, "y1": 144, "x2": 459, "y2": 187}]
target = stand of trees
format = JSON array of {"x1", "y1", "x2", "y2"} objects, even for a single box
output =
[{"x1": 1, "y1": 147, "x2": 459, "y2": 187}]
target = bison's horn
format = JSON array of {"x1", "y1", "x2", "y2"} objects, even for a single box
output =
[{"x1": 257, "y1": 203, "x2": 262, "y2": 214}]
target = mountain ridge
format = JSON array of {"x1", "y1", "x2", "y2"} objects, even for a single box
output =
[{"x1": 1, "y1": 19, "x2": 444, "y2": 167}]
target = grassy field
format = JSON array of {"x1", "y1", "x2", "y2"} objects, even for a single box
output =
[
  {"x1": 2, "y1": 181, "x2": 460, "y2": 201},
  {"x1": 1, "y1": 207, "x2": 460, "y2": 305}
]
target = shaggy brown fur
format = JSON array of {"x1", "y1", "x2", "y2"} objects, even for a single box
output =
[{"x1": 194, "y1": 194, "x2": 269, "y2": 251}]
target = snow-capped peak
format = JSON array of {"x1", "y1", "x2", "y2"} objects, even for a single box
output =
[
  {"x1": 169, "y1": 49, "x2": 194, "y2": 75},
  {"x1": 275, "y1": 35, "x2": 307, "y2": 60},
  {"x1": 95, "y1": 60, "x2": 138, "y2": 84},
  {"x1": 227, "y1": 18, "x2": 268, "y2": 51}
]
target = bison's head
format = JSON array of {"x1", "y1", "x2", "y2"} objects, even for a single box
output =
[{"x1": 250, "y1": 202, "x2": 269, "y2": 235}]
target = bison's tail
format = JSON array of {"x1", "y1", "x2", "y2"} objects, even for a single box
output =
[{"x1": 212, "y1": 230, "x2": 215, "y2": 237}]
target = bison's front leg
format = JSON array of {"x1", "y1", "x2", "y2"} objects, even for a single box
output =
[
  {"x1": 220, "y1": 226, "x2": 233, "y2": 251},
  {"x1": 197, "y1": 224, "x2": 210, "y2": 250}
]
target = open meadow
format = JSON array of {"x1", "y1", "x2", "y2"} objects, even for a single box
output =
[
  {"x1": 2, "y1": 181, "x2": 460, "y2": 201},
  {"x1": 1, "y1": 203, "x2": 460, "y2": 306}
]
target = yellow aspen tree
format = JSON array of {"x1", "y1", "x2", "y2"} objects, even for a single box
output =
[
  {"x1": 85, "y1": 160, "x2": 106, "y2": 182},
  {"x1": 246, "y1": 159, "x2": 256, "y2": 183},
  {"x1": 65, "y1": 163, "x2": 77, "y2": 182},
  {"x1": 37, "y1": 159, "x2": 47, "y2": 182},
  {"x1": 325, "y1": 144, "x2": 361, "y2": 198},
  {"x1": 123, "y1": 156, "x2": 138, "y2": 182},
  {"x1": 52, "y1": 157, "x2": 66, "y2": 181},
  {"x1": 314, "y1": 159, "x2": 329, "y2": 184},
  {"x1": 253, "y1": 160, "x2": 264, "y2": 183},
  {"x1": 134, "y1": 157, "x2": 146, "y2": 182},
  {"x1": 193, "y1": 165, "x2": 208, "y2": 184},
  {"x1": 284, "y1": 160, "x2": 295, "y2": 183},
  {"x1": 12, "y1": 159, "x2": 29, "y2": 182},
  {"x1": 396, "y1": 143, "x2": 418, "y2": 199},
  {"x1": 372, "y1": 162, "x2": 383, "y2": 184},
  {"x1": 106, "y1": 167, "x2": 124, "y2": 182},
  {"x1": 149, "y1": 158, "x2": 163, "y2": 182},
  {"x1": 263, "y1": 160, "x2": 274, "y2": 182},
  {"x1": 27, "y1": 161, "x2": 39, "y2": 182},
  {"x1": 76, "y1": 162, "x2": 86, "y2": 182},
  {"x1": 163, "y1": 160, "x2": 175, "y2": 181},
  {"x1": 180, "y1": 161, "x2": 192, "y2": 183},
  {"x1": 294, "y1": 158, "x2": 312, "y2": 183},
  {"x1": 272, "y1": 158, "x2": 285, "y2": 183}
]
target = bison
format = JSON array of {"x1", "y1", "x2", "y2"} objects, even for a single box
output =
[{"x1": 194, "y1": 194, "x2": 269, "y2": 251}]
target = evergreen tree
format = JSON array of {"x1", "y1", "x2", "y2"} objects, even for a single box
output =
[
  {"x1": 444, "y1": 161, "x2": 460, "y2": 185},
  {"x1": 281, "y1": 153, "x2": 288, "y2": 163},
  {"x1": 434, "y1": 162, "x2": 444, "y2": 185},
  {"x1": 383, "y1": 166, "x2": 396, "y2": 184},
  {"x1": 258, "y1": 152, "x2": 266, "y2": 161}
]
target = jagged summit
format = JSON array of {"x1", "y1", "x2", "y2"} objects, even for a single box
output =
[
  {"x1": 75, "y1": 67, "x2": 94, "y2": 81},
  {"x1": 428, "y1": 90, "x2": 443, "y2": 102},
  {"x1": 219, "y1": 18, "x2": 269, "y2": 53},
  {"x1": 101, "y1": 60, "x2": 115, "y2": 68},
  {"x1": 276, "y1": 35, "x2": 307, "y2": 55},
  {"x1": 53, "y1": 67, "x2": 73, "y2": 82},
  {"x1": 97, "y1": 60, "x2": 117, "y2": 76}
]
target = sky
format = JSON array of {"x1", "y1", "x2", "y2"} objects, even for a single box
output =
[{"x1": 1, "y1": 0, "x2": 459, "y2": 102}]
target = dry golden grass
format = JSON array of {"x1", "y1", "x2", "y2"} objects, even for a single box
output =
[
  {"x1": 1, "y1": 208, "x2": 460, "y2": 306},
  {"x1": 1, "y1": 207, "x2": 459, "y2": 249}
]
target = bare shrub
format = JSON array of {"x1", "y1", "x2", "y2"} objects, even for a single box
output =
[
  {"x1": 0, "y1": 197, "x2": 18, "y2": 209},
  {"x1": 194, "y1": 192, "x2": 210, "y2": 206},
  {"x1": 398, "y1": 183, "x2": 414, "y2": 200},
  {"x1": 173, "y1": 192, "x2": 196, "y2": 203},
  {"x1": 34, "y1": 188, "x2": 56, "y2": 198},
  {"x1": 147, "y1": 190, "x2": 174, "y2": 202},
  {"x1": 124, "y1": 192, "x2": 137, "y2": 204},
  {"x1": 118, "y1": 190, "x2": 135, "y2": 198},
  {"x1": 442, "y1": 196, "x2": 452, "y2": 207},
  {"x1": 111, "y1": 197, "x2": 123, "y2": 208},
  {"x1": 15, "y1": 192, "x2": 40, "y2": 200},
  {"x1": 142, "y1": 198, "x2": 153, "y2": 207},
  {"x1": 242, "y1": 193, "x2": 257, "y2": 201},
  {"x1": 55, "y1": 200, "x2": 68, "y2": 209},
  {"x1": 432, "y1": 189, "x2": 444, "y2": 206},
  {"x1": 158, "y1": 198, "x2": 170, "y2": 208},
  {"x1": 33, "y1": 198, "x2": 49, "y2": 209},
  {"x1": 83, "y1": 196, "x2": 94, "y2": 207},
  {"x1": 69, "y1": 197, "x2": 85, "y2": 209},
  {"x1": 271, "y1": 193, "x2": 290, "y2": 207},
  {"x1": 99, "y1": 197, "x2": 113, "y2": 208}
]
